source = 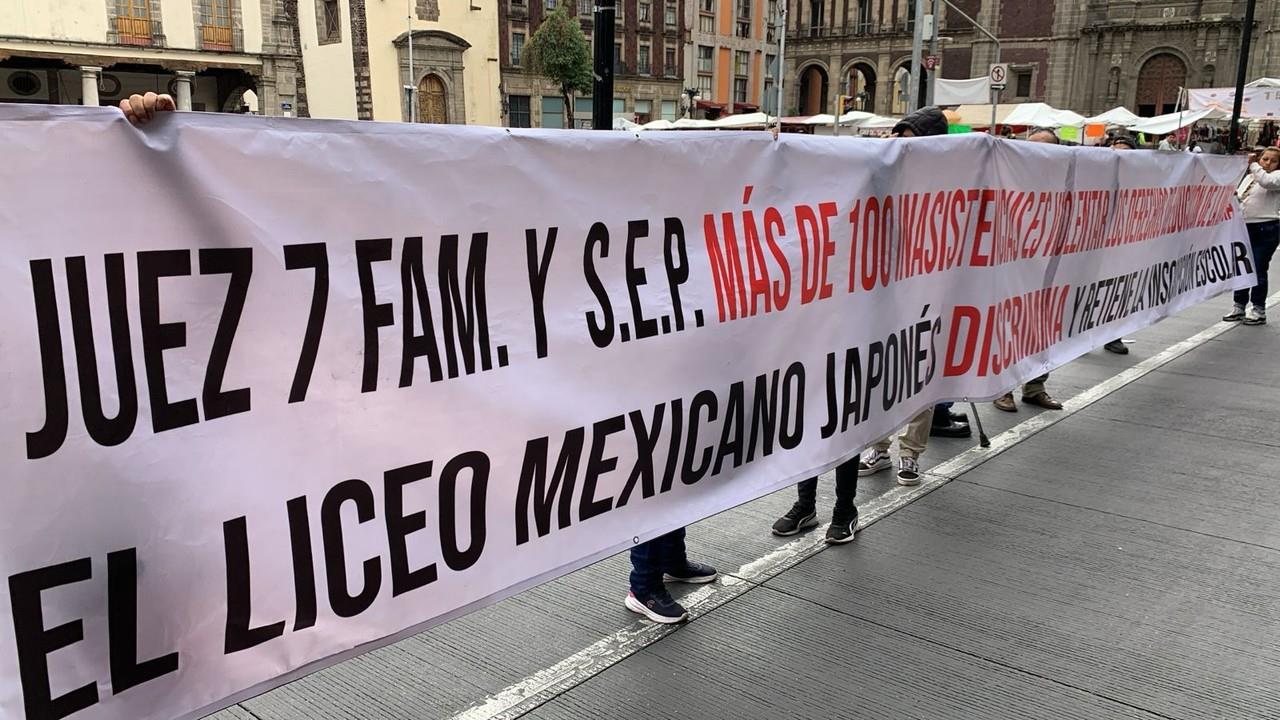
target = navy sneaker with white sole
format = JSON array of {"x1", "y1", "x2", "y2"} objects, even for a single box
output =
[
  {"x1": 663, "y1": 560, "x2": 718, "y2": 584},
  {"x1": 625, "y1": 590, "x2": 688, "y2": 624}
]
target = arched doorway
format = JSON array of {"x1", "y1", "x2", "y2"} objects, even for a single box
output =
[
  {"x1": 418, "y1": 74, "x2": 448, "y2": 123},
  {"x1": 846, "y1": 63, "x2": 876, "y2": 111},
  {"x1": 798, "y1": 64, "x2": 828, "y2": 116},
  {"x1": 1135, "y1": 53, "x2": 1185, "y2": 116},
  {"x1": 891, "y1": 65, "x2": 911, "y2": 115}
]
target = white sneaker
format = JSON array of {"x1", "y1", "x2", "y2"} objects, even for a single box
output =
[
  {"x1": 1243, "y1": 305, "x2": 1267, "y2": 326},
  {"x1": 858, "y1": 449, "x2": 892, "y2": 476},
  {"x1": 1223, "y1": 304, "x2": 1246, "y2": 322},
  {"x1": 897, "y1": 457, "x2": 921, "y2": 486}
]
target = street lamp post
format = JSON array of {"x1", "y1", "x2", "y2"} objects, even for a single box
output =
[
  {"x1": 1228, "y1": 0, "x2": 1258, "y2": 153},
  {"x1": 941, "y1": 0, "x2": 999, "y2": 133},
  {"x1": 592, "y1": 0, "x2": 617, "y2": 130}
]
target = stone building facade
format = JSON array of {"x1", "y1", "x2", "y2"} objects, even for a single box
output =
[
  {"x1": 498, "y1": 0, "x2": 688, "y2": 128},
  {"x1": 783, "y1": 0, "x2": 1280, "y2": 118},
  {"x1": 0, "y1": 0, "x2": 304, "y2": 117}
]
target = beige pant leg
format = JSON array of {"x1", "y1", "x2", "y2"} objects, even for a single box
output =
[{"x1": 897, "y1": 407, "x2": 934, "y2": 459}]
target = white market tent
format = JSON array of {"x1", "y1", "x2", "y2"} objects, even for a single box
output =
[
  {"x1": 1246, "y1": 78, "x2": 1280, "y2": 88},
  {"x1": 801, "y1": 110, "x2": 875, "y2": 127},
  {"x1": 1001, "y1": 102, "x2": 1087, "y2": 128},
  {"x1": 640, "y1": 119, "x2": 674, "y2": 130},
  {"x1": 712, "y1": 112, "x2": 773, "y2": 129},
  {"x1": 857, "y1": 114, "x2": 899, "y2": 129},
  {"x1": 1085, "y1": 106, "x2": 1142, "y2": 126},
  {"x1": 671, "y1": 117, "x2": 718, "y2": 129},
  {"x1": 950, "y1": 103, "x2": 1024, "y2": 126},
  {"x1": 613, "y1": 117, "x2": 642, "y2": 131},
  {"x1": 1125, "y1": 106, "x2": 1231, "y2": 135}
]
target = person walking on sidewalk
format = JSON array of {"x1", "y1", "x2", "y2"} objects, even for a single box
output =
[
  {"x1": 1224, "y1": 146, "x2": 1280, "y2": 326},
  {"x1": 994, "y1": 128, "x2": 1065, "y2": 413},
  {"x1": 120, "y1": 91, "x2": 718, "y2": 627}
]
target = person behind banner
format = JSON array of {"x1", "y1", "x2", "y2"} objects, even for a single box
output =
[
  {"x1": 994, "y1": 128, "x2": 1064, "y2": 414},
  {"x1": 1223, "y1": 146, "x2": 1280, "y2": 326},
  {"x1": 860, "y1": 106, "x2": 969, "y2": 487},
  {"x1": 115, "y1": 92, "x2": 722, "y2": 626},
  {"x1": 1096, "y1": 136, "x2": 1135, "y2": 354}
]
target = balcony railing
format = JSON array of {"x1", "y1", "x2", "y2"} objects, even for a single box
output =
[
  {"x1": 116, "y1": 16, "x2": 152, "y2": 45},
  {"x1": 202, "y1": 24, "x2": 233, "y2": 49}
]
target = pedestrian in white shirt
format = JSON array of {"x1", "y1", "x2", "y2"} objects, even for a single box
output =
[
  {"x1": 1225, "y1": 147, "x2": 1280, "y2": 325},
  {"x1": 1158, "y1": 135, "x2": 1175, "y2": 151}
]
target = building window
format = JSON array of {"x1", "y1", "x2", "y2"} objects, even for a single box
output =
[
  {"x1": 698, "y1": 73, "x2": 713, "y2": 95},
  {"x1": 200, "y1": 0, "x2": 233, "y2": 49},
  {"x1": 541, "y1": 96, "x2": 565, "y2": 128},
  {"x1": 638, "y1": 43, "x2": 651, "y2": 74},
  {"x1": 614, "y1": 42, "x2": 623, "y2": 74},
  {"x1": 699, "y1": 14, "x2": 715, "y2": 33},
  {"x1": 613, "y1": 97, "x2": 625, "y2": 114},
  {"x1": 766, "y1": 53, "x2": 776, "y2": 79},
  {"x1": 665, "y1": 2, "x2": 677, "y2": 27},
  {"x1": 665, "y1": 47, "x2": 677, "y2": 76},
  {"x1": 579, "y1": 0, "x2": 591, "y2": 15},
  {"x1": 856, "y1": 0, "x2": 871, "y2": 31},
  {"x1": 511, "y1": 31, "x2": 525, "y2": 65},
  {"x1": 734, "y1": 50, "x2": 749, "y2": 76},
  {"x1": 546, "y1": 0, "x2": 557, "y2": 8},
  {"x1": 116, "y1": 0, "x2": 154, "y2": 45},
  {"x1": 509, "y1": 95, "x2": 531, "y2": 127},
  {"x1": 737, "y1": 20, "x2": 751, "y2": 36},
  {"x1": 736, "y1": 0, "x2": 751, "y2": 36},
  {"x1": 734, "y1": 78, "x2": 748, "y2": 103},
  {"x1": 320, "y1": 0, "x2": 341, "y2": 43},
  {"x1": 661, "y1": 99, "x2": 677, "y2": 121},
  {"x1": 1014, "y1": 70, "x2": 1032, "y2": 98},
  {"x1": 698, "y1": 45, "x2": 714, "y2": 73},
  {"x1": 763, "y1": 79, "x2": 775, "y2": 112},
  {"x1": 639, "y1": 1, "x2": 651, "y2": 22},
  {"x1": 768, "y1": 0, "x2": 777, "y2": 21},
  {"x1": 700, "y1": 0, "x2": 714, "y2": 11},
  {"x1": 635, "y1": 99, "x2": 653, "y2": 123},
  {"x1": 808, "y1": 0, "x2": 823, "y2": 36}
]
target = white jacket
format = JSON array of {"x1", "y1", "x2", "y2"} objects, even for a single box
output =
[{"x1": 1239, "y1": 163, "x2": 1280, "y2": 223}]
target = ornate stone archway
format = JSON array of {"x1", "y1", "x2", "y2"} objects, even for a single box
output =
[
  {"x1": 395, "y1": 30, "x2": 470, "y2": 123},
  {"x1": 1135, "y1": 52, "x2": 1186, "y2": 116}
]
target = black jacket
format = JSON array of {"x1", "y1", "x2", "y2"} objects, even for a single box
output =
[{"x1": 892, "y1": 106, "x2": 948, "y2": 137}]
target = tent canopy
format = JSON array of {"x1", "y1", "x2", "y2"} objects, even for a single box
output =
[
  {"x1": 802, "y1": 110, "x2": 875, "y2": 126},
  {"x1": 935, "y1": 77, "x2": 992, "y2": 105},
  {"x1": 712, "y1": 112, "x2": 773, "y2": 129},
  {"x1": 1246, "y1": 78, "x2": 1280, "y2": 88},
  {"x1": 1001, "y1": 102, "x2": 1086, "y2": 128},
  {"x1": 1125, "y1": 106, "x2": 1231, "y2": 135},
  {"x1": 671, "y1": 117, "x2": 718, "y2": 129},
  {"x1": 1085, "y1": 107, "x2": 1142, "y2": 126},
  {"x1": 640, "y1": 119, "x2": 674, "y2": 130}
]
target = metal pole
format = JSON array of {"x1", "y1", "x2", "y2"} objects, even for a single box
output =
[
  {"x1": 408, "y1": 0, "x2": 415, "y2": 122},
  {"x1": 1228, "y1": 0, "x2": 1257, "y2": 154},
  {"x1": 834, "y1": 94, "x2": 842, "y2": 135},
  {"x1": 592, "y1": 0, "x2": 617, "y2": 130},
  {"x1": 776, "y1": 6, "x2": 787, "y2": 119},
  {"x1": 926, "y1": 0, "x2": 939, "y2": 107},
  {"x1": 940, "y1": 0, "x2": 998, "y2": 133},
  {"x1": 908, "y1": 0, "x2": 925, "y2": 113}
]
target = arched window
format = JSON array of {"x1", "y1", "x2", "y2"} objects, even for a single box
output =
[
  {"x1": 798, "y1": 64, "x2": 828, "y2": 115},
  {"x1": 891, "y1": 65, "x2": 911, "y2": 116},
  {"x1": 847, "y1": 63, "x2": 876, "y2": 111}
]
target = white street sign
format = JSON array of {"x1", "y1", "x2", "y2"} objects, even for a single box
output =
[{"x1": 989, "y1": 63, "x2": 1009, "y2": 90}]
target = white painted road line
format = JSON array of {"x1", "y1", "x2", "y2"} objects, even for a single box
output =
[{"x1": 449, "y1": 297, "x2": 1272, "y2": 720}]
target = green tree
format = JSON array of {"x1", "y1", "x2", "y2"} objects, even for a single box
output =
[{"x1": 526, "y1": 6, "x2": 592, "y2": 128}]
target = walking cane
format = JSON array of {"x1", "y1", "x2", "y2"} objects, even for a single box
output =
[{"x1": 966, "y1": 400, "x2": 991, "y2": 448}]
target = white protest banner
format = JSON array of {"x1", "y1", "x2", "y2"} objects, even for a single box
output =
[
  {"x1": 1187, "y1": 86, "x2": 1280, "y2": 118},
  {"x1": 0, "y1": 105, "x2": 1252, "y2": 720}
]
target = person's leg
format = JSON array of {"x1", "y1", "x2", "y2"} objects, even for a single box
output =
[
  {"x1": 1022, "y1": 374, "x2": 1047, "y2": 397},
  {"x1": 826, "y1": 458, "x2": 861, "y2": 544},
  {"x1": 661, "y1": 527, "x2": 716, "y2": 583},
  {"x1": 1248, "y1": 223, "x2": 1278, "y2": 315},
  {"x1": 627, "y1": 533, "x2": 689, "y2": 623},
  {"x1": 1231, "y1": 224, "x2": 1265, "y2": 319},
  {"x1": 629, "y1": 536, "x2": 665, "y2": 597},
  {"x1": 772, "y1": 477, "x2": 820, "y2": 535}
]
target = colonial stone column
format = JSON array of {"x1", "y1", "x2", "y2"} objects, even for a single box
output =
[
  {"x1": 174, "y1": 70, "x2": 196, "y2": 111},
  {"x1": 80, "y1": 67, "x2": 102, "y2": 106}
]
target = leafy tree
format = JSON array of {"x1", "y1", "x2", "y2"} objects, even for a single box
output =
[{"x1": 526, "y1": 6, "x2": 593, "y2": 127}]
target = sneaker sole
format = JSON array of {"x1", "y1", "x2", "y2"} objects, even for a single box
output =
[
  {"x1": 897, "y1": 475, "x2": 921, "y2": 486},
  {"x1": 858, "y1": 461, "x2": 892, "y2": 477},
  {"x1": 624, "y1": 595, "x2": 687, "y2": 624},
  {"x1": 663, "y1": 572, "x2": 719, "y2": 584},
  {"x1": 771, "y1": 515, "x2": 819, "y2": 536},
  {"x1": 1243, "y1": 319, "x2": 1267, "y2": 326}
]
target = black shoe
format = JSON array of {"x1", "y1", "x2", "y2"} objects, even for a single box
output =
[
  {"x1": 772, "y1": 504, "x2": 818, "y2": 536},
  {"x1": 826, "y1": 510, "x2": 860, "y2": 544},
  {"x1": 930, "y1": 419, "x2": 972, "y2": 438},
  {"x1": 1104, "y1": 339, "x2": 1129, "y2": 355},
  {"x1": 663, "y1": 561, "x2": 718, "y2": 584},
  {"x1": 625, "y1": 590, "x2": 688, "y2": 624}
]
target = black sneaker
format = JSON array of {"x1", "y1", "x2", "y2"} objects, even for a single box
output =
[
  {"x1": 772, "y1": 504, "x2": 818, "y2": 536},
  {"x1": 825, "y1": 511, "x2": 861, "y2": 544},
  {"x1": 625, "y1": 590, "x2": 688, "y2": 624},
  {"x1": 1104, "y1": 339, "x2": 1130, "y2": 355},
  {"x1": 663, "y1": 560, "x2": 718, "y2": 584}
]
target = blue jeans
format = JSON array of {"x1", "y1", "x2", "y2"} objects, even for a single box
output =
[
  {"x1": 630, "y1": 528, "x2": 687, "y2": 595},
  {"x1": 1236, "y1": 220, "x2": 1279, "y2": 308}
]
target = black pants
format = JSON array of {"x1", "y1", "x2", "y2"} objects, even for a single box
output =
[
  {"x1": 1236, "y1": 221, "x2": 1280, "y2": 308},
  {"x1": 794, "y1": 457, "x2": 858, "y2": 520}
]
